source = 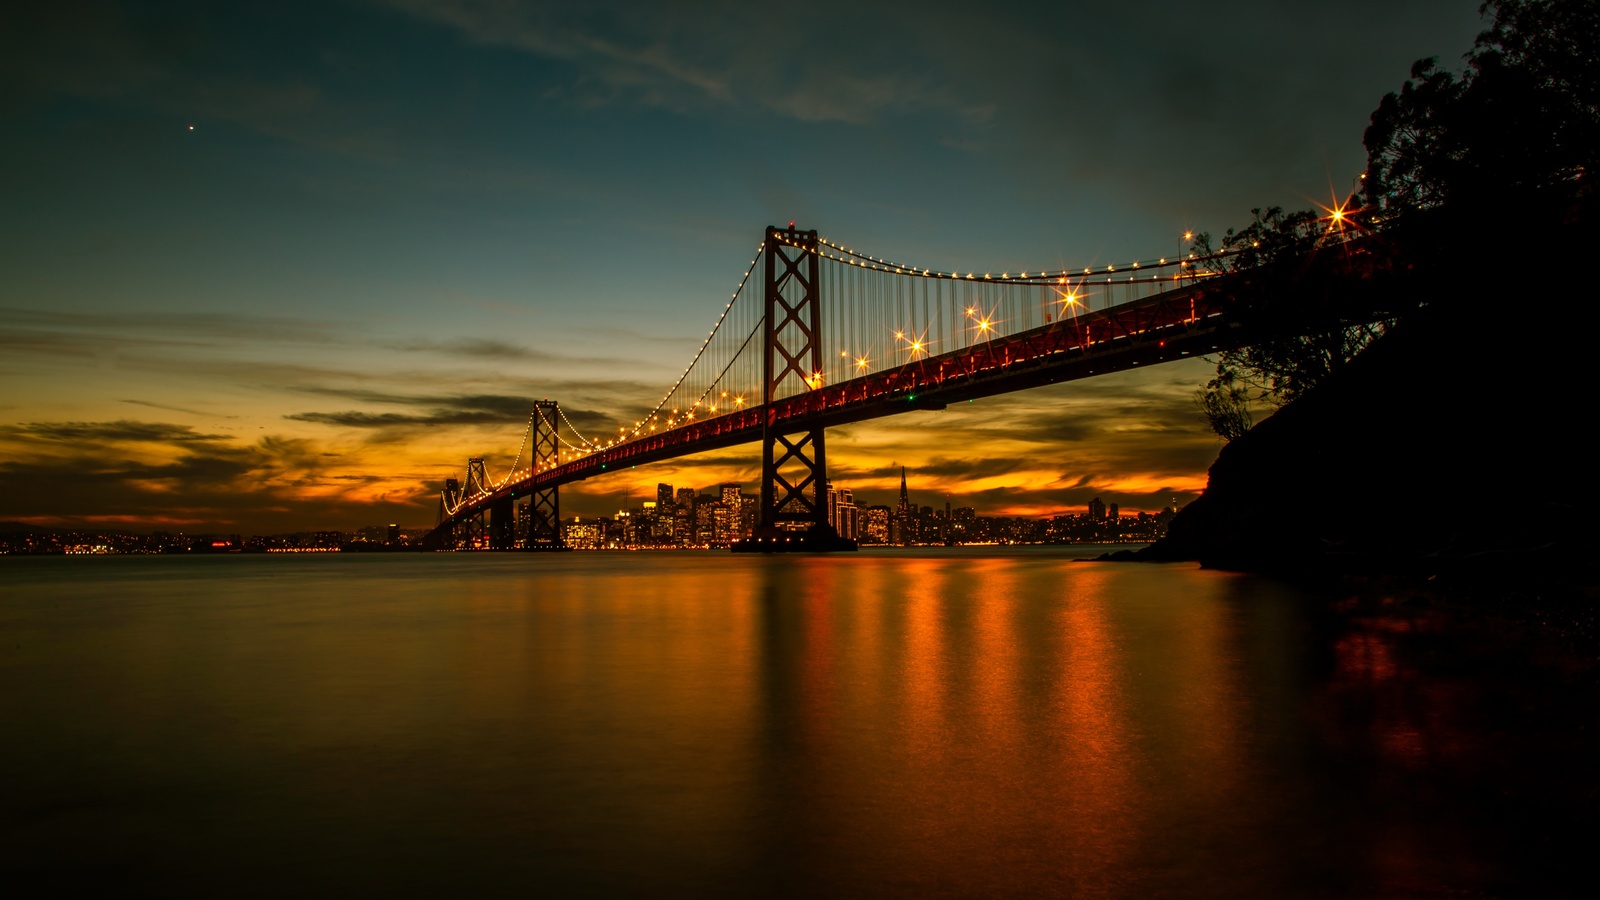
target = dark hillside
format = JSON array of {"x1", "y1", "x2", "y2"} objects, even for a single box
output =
[{"x1": 1138, "y1": 202, "x2": 1597, "y2": 586}]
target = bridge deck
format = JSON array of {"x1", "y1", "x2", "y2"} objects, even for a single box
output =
[{"x1": 432, "y1": 278, "x2": 1242, "y2": 535}]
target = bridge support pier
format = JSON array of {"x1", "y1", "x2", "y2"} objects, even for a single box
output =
[
  {"x1": 456, "y1": 509, "x2": 487, "y2": 550},
  {"x1": 488, "y1": 495, "x2": 515, "y2": 550},
  {"x1": 732, "y1": 225, "x2": 856, "y2": 554}
]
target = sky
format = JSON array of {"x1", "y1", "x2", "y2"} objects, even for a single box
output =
[{"x1": 0, "y1": 0, "x2": 1487, "y2": 533}]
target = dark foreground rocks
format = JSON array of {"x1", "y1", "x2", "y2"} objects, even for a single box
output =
[{"x1": 1128, "y1": 205, "x2": 1598, "y2": 609}]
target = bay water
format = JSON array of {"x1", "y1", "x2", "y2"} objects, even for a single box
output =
[{"x1": 2, "y1": 549, "x2": 1590, "y2": 896}]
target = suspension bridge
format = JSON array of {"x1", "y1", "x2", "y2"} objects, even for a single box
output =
[{"x1": 423, "y1": 218, "x2": 1379, "y2": 552}]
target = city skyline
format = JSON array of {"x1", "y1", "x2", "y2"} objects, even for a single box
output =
[
  {"x1": 1, "y1": 468, "x2": 1176, "y2": 553},
  {"x1": 1, "y1": 1, "x2": 1487, "y2": 531}
]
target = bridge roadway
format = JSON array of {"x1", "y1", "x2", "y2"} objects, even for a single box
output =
[{"x1": 434, "y1": 276, "x2": 1248, "y2": 531}]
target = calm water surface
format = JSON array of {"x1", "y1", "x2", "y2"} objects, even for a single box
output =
[{"x1": 1, "y1": 549, "x2": 1591, "y2": 896}]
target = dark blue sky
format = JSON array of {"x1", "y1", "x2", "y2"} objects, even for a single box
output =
[{"x1": 0, "y1": 0, "x2": 1486, "y2": 530}]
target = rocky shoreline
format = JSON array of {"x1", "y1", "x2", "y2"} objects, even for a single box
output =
[{"x1": 1099, "y1": 208, "x2": 1598, "y2": 663}]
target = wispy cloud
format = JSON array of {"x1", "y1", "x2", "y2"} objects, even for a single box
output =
[
  {"x1": 0, "y1": 420, "x2": 233, "y2": 444},
  {"x1": 0, "y1": 417, "x2": 436, "y2": 530},
  {"x1": 287, "y1": 409, "x2": 524, "y2": 428},
  {"x1": 378, "y1": 336, "x2": 640, "y2": 367},
  {"x1": 379, "y1": 0, "x2": 993, "y2": 125},
  {"x1": 121, "y1": 399, "x2": 238, "y2": 418}
]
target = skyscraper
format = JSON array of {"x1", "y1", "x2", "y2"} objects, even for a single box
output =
[
  {"x1": 864, "y1": 506, "x2": 891, "y2": 544},
  {"x1": 895, "y1": 467, "x2": 915, "y2": 546},
  {"x1": 721, "y1": 482, "x2": 743, "y2": 541},
  {"x1": 826, "y1": 483, "x2": 858, "y2": 541}
]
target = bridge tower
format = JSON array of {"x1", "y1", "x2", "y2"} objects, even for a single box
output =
[
  {"x1": 458, "y1": 458, "x2": 490, "y2": 549},
  {"x1": 733, "y1": 225, "x2": 856, "y2": 552},
  {"x1": 523, "y1": 400, "x2": 567, "y2": 550},
  {"x1": 438, "y1": 477, "x2": 461, "y2": 528}
]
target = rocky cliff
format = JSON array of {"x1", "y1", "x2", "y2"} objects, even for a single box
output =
[{"x1": 1136, "y1": 206, "x2": 1596, "y2": 584}]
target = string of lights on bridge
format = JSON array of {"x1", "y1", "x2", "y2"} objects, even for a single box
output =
[
  {"x1": 438, "y1": 196, "x2": 1367, "y2": 527},
  {"x1": 455, "y1": 204, "x2": 1361, "y2": 502},
  {"x1": 804, "y1": 234, "x2": 1241, "y2": 285},
  {"x1": 452, "y1": 230, "x2": 1254, "y2": 503}
]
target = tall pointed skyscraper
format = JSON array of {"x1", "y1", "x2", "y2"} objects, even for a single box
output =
[{"x1": 895, "y1": 466, "x2": 913, "y2": 546}]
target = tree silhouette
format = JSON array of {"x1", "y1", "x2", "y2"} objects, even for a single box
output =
[
  {"x1": 1192, "y1": 0, "x2": 1597, "y2": 441},
  {"x1": 1189, "y1": 207, "x2": 1388, "y2": 439},
  {"x1": 1364, "y1": 0, "x2": 1599, "y2": 212},
  {"x1": 1195, "y1": 365, "x2": 1252, "y2": 443}
]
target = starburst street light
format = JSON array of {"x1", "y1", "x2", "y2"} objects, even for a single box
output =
[
  {"x1": 1316, "y1": 192, "x2": 1363, "y2": 237},
  {"x1": 967, "y1": 303, "x2": 1000, "y2": 340},
  {"x1": 1053, "y1": 285, "x2": 1082, "y2": 316},
  {"x1": 894, "y1": 327, "x2": 929, "y2": 360}
]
